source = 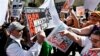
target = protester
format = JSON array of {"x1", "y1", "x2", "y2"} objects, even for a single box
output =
[
  {"x1": 59, "y1": 29, "x2": 100, "y2": 56},
  {"x1": 0, "y1": 25, "x2": 8, "y2": 56},
  {"x1": 67, "y1": 11, "x2": 100, "y2": 36},
  {"x1": 5, "y1": 21, "x2": 46, "y2": 56},
  {"x1": 81, "y1": 11, "x2": 100, "y2": 27},
  {"x1": 65, "y1": 11, "x2": 100, "y2": 54},
  {"x1": 69, "y1": 21, "x2": 100, "y2": 36},
  {"x1": 39, "y1": 28, "x2": 53, "y2": 56}
]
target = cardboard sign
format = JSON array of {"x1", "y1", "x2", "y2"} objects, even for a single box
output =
[{"x1": 24, "y1": 7, "x2": 51, "y2": 36}]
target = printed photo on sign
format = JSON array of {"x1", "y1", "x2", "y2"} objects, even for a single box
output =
[{"x1": 46, "y1": 22, "x2": 73, "y2": 52}]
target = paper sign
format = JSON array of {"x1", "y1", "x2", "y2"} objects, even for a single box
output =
[
  {"x1": 61, "y1": 0, "x2": 75, "y2": 13},
  {"x1": 46, "y1": 22, "x2": 73, "y2": 52},
  {"x1": 39, "y1": 0, "x2": 61, "y2": 28},
  {"x1": 0, "y1": 0, "x2": 8, "y2": 26},
  {"x1": 11, "y1": 2, "x2": 23, "y2": 19},
  {"x1": 24, "y1": 7, "x2": 51, "y2": 36},
  {"x1": 84, "y1": 0, "x2": 100, "y2": 11},
  {"x1": 76, "y1": 6, "x2": 85, "y2": 16}
]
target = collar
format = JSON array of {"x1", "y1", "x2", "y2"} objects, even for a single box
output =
[{"x1": 10, "y1": 35, "x2": 22, "y2": 47}]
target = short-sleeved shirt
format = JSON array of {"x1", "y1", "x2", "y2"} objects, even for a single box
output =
[
  {"x1": 80, "y1": 36, "x2": 92, "y2": 55},
  {"x1": 80, "y1": 36, "x2": 100, "y2": 56}
]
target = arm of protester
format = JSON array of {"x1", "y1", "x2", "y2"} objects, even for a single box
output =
[
  {"x1": 68, "y1": 25, "x2": 94, "y2": 35},
  {"x1": 90, "y1": 48, "x2": 100, "y2": 52},
  {"x1": 28, "y1": 30, "x2": 46, "y2": 56},
  {"x1": 59, "y1": 30, "x2": 83, "y2": 46},
  {"x1": 30, "y1": 30, "x2": 46, "y2": 45},
  {"x1": 7, "y1": 30, "x2": 46, "y2": 56},
  {"x1": 36, "y1": 30, "x2": 46, "y2": 45}
]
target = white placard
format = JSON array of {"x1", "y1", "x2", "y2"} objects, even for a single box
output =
[
  {"x1": 11, "y1": 2, "x2": 23, "y2": 20},
  {"x1": 0, "y1": 0, "x2": 9, "y2": 26},
  {"x1": 84, "y1": 0, "x2": 100, "y2": 11},
  {"x1": 39, "y1": 0, "x2": 62, "y2": 28},
  {"x1": 76, "y1": 6, "x2": 85, "y2": 16}
]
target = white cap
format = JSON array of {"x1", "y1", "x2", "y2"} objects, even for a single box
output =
[{"x1": 8, "y1": 21, "x2": 25, "y2": 32}]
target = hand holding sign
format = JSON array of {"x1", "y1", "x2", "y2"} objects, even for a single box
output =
[{"x1": 59, "y1": 30, "x2": 69, "y2": 37}]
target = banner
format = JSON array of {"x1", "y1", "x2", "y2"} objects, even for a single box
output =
[
  {"x1": 46, "y1": 22, "x2": 73, "y2": 52},
  {"x1": 24, "y1": 7, "x2": 51, "y2": 36},
  {"x1": 39, "y1": 0, "x2": 61, "y2": 28},
  {"x1": 84, "y1": 0, "x2": 100, "y2": 11},
  {"x1": 0, "y1": 0, "x2": 9, "y2": 26}
]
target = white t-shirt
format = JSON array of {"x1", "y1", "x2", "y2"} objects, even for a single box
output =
[
  {"x1": 80, "y1": 36, "x2": 100, "y2": 56},
  {"x1": 80, "y1": 36, "x2": 92, "y2": 56}
]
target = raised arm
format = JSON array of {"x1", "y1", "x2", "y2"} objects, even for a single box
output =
[
  {"x1": 59, "y1": 30, "x2": 82, "y2": 46},
  {"x1": 69, "y1": 25, "x2": 94, "y2": 35}
]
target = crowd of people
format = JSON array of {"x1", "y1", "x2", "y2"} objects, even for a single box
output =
[
  {"x1": 59, "y1": 7, "x2": 100, "y2": 56},
  {"x1": 0, "y1": 0, "x2": 100, "y2": 56}
]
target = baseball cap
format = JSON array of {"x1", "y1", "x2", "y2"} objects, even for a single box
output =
[{"x1": 8, "y1": 21, "x2": 25, "y2": 32}]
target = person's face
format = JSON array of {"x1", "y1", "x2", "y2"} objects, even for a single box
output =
[
  {"x1": 90, "y1": 34, "x2": 100, "y2": 48},
  {"x1": 12, "y1": 29, "x2": 23, "y2": 38},
  {"x1": 89, "y1": 14, "x2": 100, "y2": 27}
]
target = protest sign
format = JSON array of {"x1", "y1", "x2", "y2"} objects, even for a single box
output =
[
  {"x1": 46, "y1": 22, "x2": 73, "y2": 52},
  {"x1": 13, "y1": 0, "x2": 21, "y2": 3},
  {"x1": 61, "y1": 0, "x2": 75, "y2": 13},
  {"x1": 11, "y1": 1, "x2": 23, "y2": 20},
  {"x1": 24, "y1": 7, "x2": 51, "y2": 36},
  {"x1": 76, "y1": 6, "x2": 85, "y2": 16},
  {"x1": 39, "y1": 0, "x2": 61, "y2": 28},
  {"x1": 0, "y1": 0, "x2": 8, "y2": 26},
  {"x1": 84, "y1": 0, "x2": 100, "y2": 11}
]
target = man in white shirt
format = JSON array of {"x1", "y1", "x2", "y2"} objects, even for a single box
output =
[
  {"x1": 60, "y1": 29, "x2": 100, "y2": 56},
  {"x1": 5, "y1": 21, "x2": 46, "y2": 56}
]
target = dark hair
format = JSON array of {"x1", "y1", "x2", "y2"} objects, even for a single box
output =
[
  {"x1": 28, "y1": 3, "x2": 37, "y2": 7},
  {"x1": 2, "y1": 22, "x2": 10, "y2": 28},
  {"x1": 92, "y1": 30, "x2": 100, "y2": 36}
]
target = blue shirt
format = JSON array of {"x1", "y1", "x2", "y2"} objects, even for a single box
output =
[{"x1": 6, "y1": 35, "x2": 42, "y2": 56}]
